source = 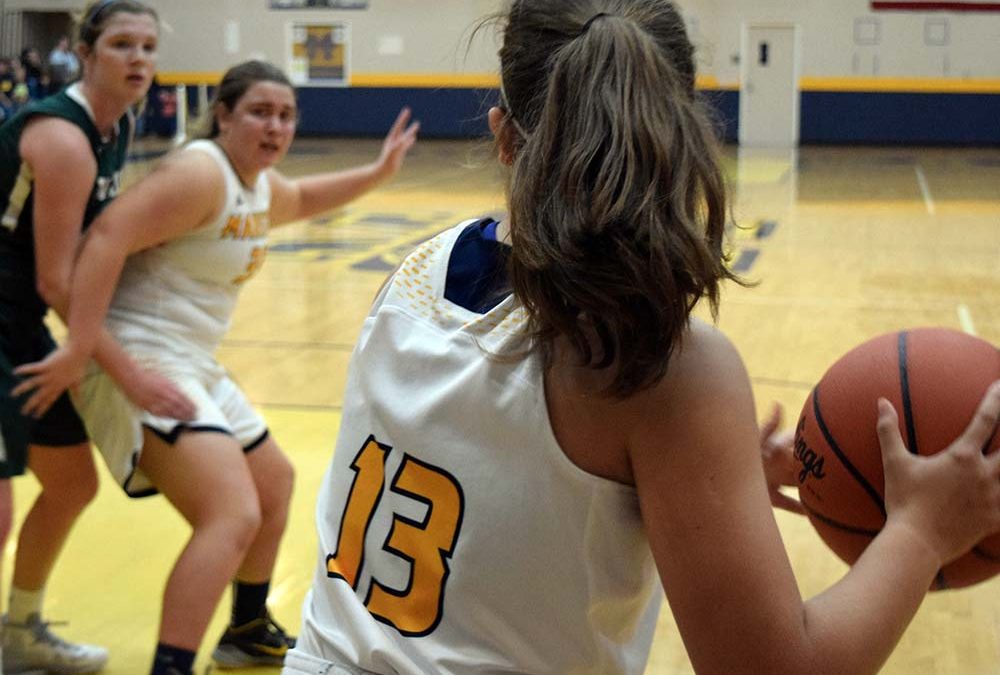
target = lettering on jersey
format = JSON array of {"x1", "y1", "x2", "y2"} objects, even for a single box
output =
[
  {"x1": 1, "y1": 162, "x2": 34, "y2": 232},
  {"x1": 326, "y1": 435, "x2": 466, "y2": 637},
  {"x1": 232, "y1": 245, "x2": 269, "y2": 285},
  {"x1": 95, "y1": 172, "x2": 122, "y2": 202},
  {"x1": 221, "y1": 211, "x2": 269, "y2": 240}
]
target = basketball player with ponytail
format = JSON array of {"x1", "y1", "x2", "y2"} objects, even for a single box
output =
[{"x1": 283, "y1": 1, "x2": 1000, "y2": 673}]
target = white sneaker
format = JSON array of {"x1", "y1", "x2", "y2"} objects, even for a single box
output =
[{"x1": 2, "y1": 614, "x2": 107, "y2": 674}]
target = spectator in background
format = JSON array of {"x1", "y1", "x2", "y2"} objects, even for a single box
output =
[
  {"x1": 0, "y1": 59, "x2": 15, "y2": 121},
  {"x1": 48, "y1": 36, "x2": 80, "y2": 91},
  {"x1": 19, "y1": 47, "x2": 46, "y2": 100},
  {"x1": 10, "y1": 61, "x2": 30, "y2": 109}
]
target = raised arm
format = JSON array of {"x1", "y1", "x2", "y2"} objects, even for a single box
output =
[
  {"x1": 267, "y1": 107, "x2": 418, "y2": 226},
  {"x1": 14, "y1": 147, "x2": 224, "y2": 417},
  {"x1": 630, "y1": 320, "x2": 1000, "y2": 675}
]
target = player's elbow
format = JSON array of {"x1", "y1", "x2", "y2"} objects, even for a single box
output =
[{"x1": 36, "y1": 273, "x2": 70, "y2": 312}]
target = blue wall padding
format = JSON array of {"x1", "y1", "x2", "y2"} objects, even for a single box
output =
[
  {"x1": 287, "y1": 86, "x2": 996, "y2": 145},
  {"x1": 800, "y1": 92, "x2": 1000, "y2": 145},
  {"x1": 297, "y1": 86, "x2": 497, "y2": 138}
]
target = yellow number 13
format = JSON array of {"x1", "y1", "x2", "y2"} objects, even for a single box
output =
[{"x1": 326, "y1": 435, "x2": 465, "y2": 636}]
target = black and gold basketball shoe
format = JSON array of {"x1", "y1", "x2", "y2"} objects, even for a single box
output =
[{"x1": 210, "y1": 609, "x2": 296, "y2": 668}]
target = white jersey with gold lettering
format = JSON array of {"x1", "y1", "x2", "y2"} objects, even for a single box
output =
[
  {"x1": 106, "y1": 138, "x2": 270, "y2": 364},
  {"x1": 287, "y1": 219, "x2": 662, "y2": 675},
  {"x1": 75, "y1": 139, "x2": 271, "y2": 497}
]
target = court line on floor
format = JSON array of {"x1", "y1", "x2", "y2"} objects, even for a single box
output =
[
  {"x1": 750, "y1": 376, "x2": 815, "y2": 391},
  {"x1": 258, "y1": 402, "x2": 344, "y2": 412},
  {"x1": 221, "y1": 339, "x2": 355, "y2": 351},
  {"x1": 728, "y1": 294, "x2": 972, "y2": 312},
  {"x1": 914, "y1": 164, "x2": 937, "y2": 216},
  {"x1": 957, "y1": 304, "x2": 977, "y2": 335}
]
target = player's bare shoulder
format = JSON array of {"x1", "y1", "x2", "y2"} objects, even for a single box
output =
[
  {"x1": 20, "y1": 116, "x2": 92, "y2": 169},
  {"x1": 636, "y1": 318, "x2": 751, "y2": 414}
]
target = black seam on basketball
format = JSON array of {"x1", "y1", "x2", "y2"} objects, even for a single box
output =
[
  {"x1": 897, "y1": 331, "x2": 919, "y2": 455},
  {"x1": 802, "y1": 503, "x2": 881, "y2": 537},
  {"x1": 813, "y1": 387, "x2": 888, "y2": 516},
  {"x1": 970, "y1": 545, "x2": 1000, "y2": 563}
]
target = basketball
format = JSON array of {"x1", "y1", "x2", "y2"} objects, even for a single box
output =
[{"x1": 794, "y1": 327, "x2": 1000, "y2": 590}]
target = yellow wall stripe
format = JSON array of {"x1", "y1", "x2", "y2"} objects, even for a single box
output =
[
  {"x1": 351, "y1": 73, "x2": 499, "y2": 88},
  {"x1": 156, "y1": 71, "x2": 722, "y2": 90},
  {"x1": 156, "y1": 72, "x2": 223, "y2": 86},
  {"x1": 800, "y1": 76, "x2": 1000, "y2": 93},
  {"x1": 155, "y1": 71, "x2": 1000, "y2": 94}
]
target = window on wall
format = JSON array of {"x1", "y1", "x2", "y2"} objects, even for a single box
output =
[
  {"x1": 854, "y1": 17, "x2": 882, "y2": 45},
  {"x1": 924, "y1": 17, "x2": 950, "y2": 45}
]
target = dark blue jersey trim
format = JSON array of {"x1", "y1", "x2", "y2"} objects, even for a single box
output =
[
  {"x1": 144, "y1": 422, "x2": 231, "y2": 446},
  {"x1": 244, "y1": 430, "x2": 270, "y2": 454},
  {"x1": 443, "y1": 218, "x2": 511, "y2": 315}
]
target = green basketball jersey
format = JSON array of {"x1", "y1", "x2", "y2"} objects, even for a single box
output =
[{"x1": 0, "y1": 84, "x2": 132, "y2": 321}]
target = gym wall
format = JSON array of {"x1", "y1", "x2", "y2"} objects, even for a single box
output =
[{"x1": 6, "y1": 0, "x2": 999, "y2": 143}]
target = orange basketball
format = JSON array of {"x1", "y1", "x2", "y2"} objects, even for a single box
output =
[{"x1": 794, "y1": 327, "x2": 1000, "y2": 589}]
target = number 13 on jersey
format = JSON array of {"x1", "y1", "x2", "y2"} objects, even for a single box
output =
[{"x1": 326, "y1": 435, "x2": 465, "y2": 636}]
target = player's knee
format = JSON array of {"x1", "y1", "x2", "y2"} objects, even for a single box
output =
[
  {"x1": 271, "y1": 451, "x2": 295, "y2": 506},
  {"x1": 258, "y1": 450, "x2": 295, "y2": 518},
  {"x1": 224, "y1": 498, "x2": 263, "y2": 554},
  {"x1": 47, "y1": 462, "x2": 99, "y2": 511}
]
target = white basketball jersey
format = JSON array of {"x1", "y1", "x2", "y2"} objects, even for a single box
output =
[
  {"x1": 106, "y1": 139, "x2": 270, "y2": 361},
  {"x1": 295, "y1": 219, "x2": 662, "y2": 675}
]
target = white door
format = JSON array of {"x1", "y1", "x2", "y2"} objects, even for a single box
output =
[{"x1": 740, "y1": 23, "x2": 800, "y2": 147}]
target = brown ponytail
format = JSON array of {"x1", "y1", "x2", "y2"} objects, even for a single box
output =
[{"x1": 496, "y1": 0, "x2": 737, "y2": 398}]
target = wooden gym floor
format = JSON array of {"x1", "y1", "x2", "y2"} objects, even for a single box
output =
[{"x1": 10, "y1": 137, "x2": 1000, "y2": 674}]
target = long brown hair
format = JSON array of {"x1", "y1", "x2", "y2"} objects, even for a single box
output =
[{"x1": 494, "y1": 0, "x2": 737, "y2": 398}]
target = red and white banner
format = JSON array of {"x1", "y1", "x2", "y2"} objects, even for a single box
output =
[{"x1": 872, "y1": 2, "x2": 1000, "y2": 10}]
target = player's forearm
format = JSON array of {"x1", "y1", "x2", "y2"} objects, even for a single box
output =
[
  {"x1": 90, "y1": 331, "x2": 143, "y2": 385},
  {"x1": 45, "y1": 285, "x2": 141, "y2": 387},
  {"x1": 64, "y1": 226, "x2": 130, "y2": 360},
  {"x1": 799, "y1": 519, "x2": 939, "y2": 674},
  {"x1": 294, "y1": 162, "x2": 383, "y2": 220}
]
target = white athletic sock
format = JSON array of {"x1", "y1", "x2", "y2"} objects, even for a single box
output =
[{"x1": 7, "y1": 586, "x2": 44, "y2": 624}]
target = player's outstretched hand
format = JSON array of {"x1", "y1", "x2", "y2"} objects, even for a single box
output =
[
  {"x1": 374, "y1": 107, "x2": 419, "y2": 183},
  {"x1": 759, "y1": 402, "x2": 804, "y2": 514},
  {"x1": 12, "y1": 345, "x2": 86, "y2": 419},
  {"x1": 877, "y1": 382, "x2": 1000, "y2": 567}
]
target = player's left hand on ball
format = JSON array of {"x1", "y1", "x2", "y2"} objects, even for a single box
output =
[{"x1": 759, "y1": 402, "x2": 804, "y2": 514}]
